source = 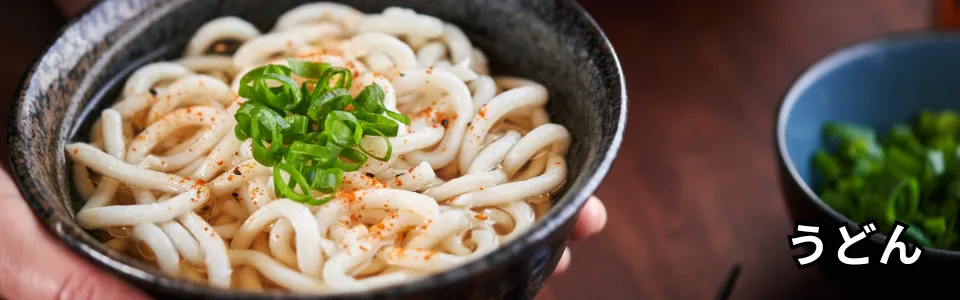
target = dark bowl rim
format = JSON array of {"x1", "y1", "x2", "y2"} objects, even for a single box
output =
[
  {"x1": 7, "y1": 0, "x2": 629, "y2": 297},
  {"x1": 775, "y1": 29, "x2": 960, "y2": 257}
]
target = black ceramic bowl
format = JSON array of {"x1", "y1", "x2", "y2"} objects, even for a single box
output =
[
  {"x1": 776, "y1": 31, "x2": 960, "y2": 298},
  {"x1": 8, "y1": 0, "x2": 625, "y2": 299}
]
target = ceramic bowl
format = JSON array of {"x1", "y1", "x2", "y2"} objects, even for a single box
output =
[
  {"x1": 776, "y1": 31, "x2": 960, "y2": 297},
  {"x1": 7, "y1": 0, "x2": 626, "y2": 299}
]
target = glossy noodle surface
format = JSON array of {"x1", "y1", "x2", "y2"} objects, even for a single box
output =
[{"x1": 66, "y1": 2, "x2": 569, "y2": 293}]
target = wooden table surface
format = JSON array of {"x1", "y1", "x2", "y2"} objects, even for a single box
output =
[
  {"x1": 0, "y1": 1, "x2": 933, "y2": 299},
  {"x1": 539, "y1": 1, "x2": 930, "y2": 300}
]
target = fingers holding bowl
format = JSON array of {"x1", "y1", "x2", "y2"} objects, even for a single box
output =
[
  {"x1": 0, "y1": 171, "x2": 150, "y2": 300},
  {"x1": 571, "y1": 196, "x2": 607, "y2": 241},
  {"x1": 553, "y1": 196, "x2": 606, "y2": 275},
  {"x1": 553, "y1": 247, "x2": 572, "y2": 274}
]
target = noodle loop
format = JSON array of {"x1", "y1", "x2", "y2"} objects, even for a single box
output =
[{"x1": 64, "y1": 3, "x2": 568, "y2": 294}]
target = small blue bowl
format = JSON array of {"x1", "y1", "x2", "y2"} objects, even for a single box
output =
[{"x1": 776, "y1": 31, "x2": 960, "y2": 297}]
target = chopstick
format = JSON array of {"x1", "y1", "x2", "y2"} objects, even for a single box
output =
[{"x1": 714, "y1": 263, "x2": 742, "y2": 300}]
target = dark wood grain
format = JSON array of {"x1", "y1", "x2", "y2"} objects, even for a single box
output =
[
  {"x1": 538, "y1": 1, "x2": 930, "y2": 300},
  {"x1": 0, "y1": 0, "x2": 63, "y2": 172},
  {"x1": 0, "y1": 1, "x2": 935, "y2": 299}
]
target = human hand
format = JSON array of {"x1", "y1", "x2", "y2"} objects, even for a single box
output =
[
  {"x1": 0, "y1": 163, "x2": 602, "y2": 298},
  {"x1": 553, "y1": 196, "x2": 608, "y2": 274},
  {"x1": 0, "y1": 4, "x2": 148, "y2": 299},
  {"x1": 0, "y1": 170, "x2": 151, "y2": 300},
  {"x1": 26, "y1": 0, "x2": 606, "y2": 296}
]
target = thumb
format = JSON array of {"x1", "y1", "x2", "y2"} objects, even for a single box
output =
[{"x1": 0, "y1": 170, "x2": 150, "y2": 300}]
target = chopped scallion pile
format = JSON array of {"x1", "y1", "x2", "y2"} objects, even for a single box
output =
[
  {"x1": 234, "y1": 58, "x2": 410, "y2": 205},
  {"x1": 813, "y1": 110, "x2": 960, "y2": 250}
]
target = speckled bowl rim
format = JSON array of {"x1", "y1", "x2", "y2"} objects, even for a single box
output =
[
  {"x1": 775, "y1": 29, "x2": 960, "y2": 258},
  {"x1": 8, "y1": 0, "x2": 626, "y2": 297}
]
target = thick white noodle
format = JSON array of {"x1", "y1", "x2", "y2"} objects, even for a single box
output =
[
  {"x1": 109, "y1": 93, "x2": 156, "y2": 121},
  {"x1": 323, "y1": 224, "x2": 408, "y2": 292},
  {"x1": 469, "y1": 228, "x2": 500, "y2": 257},
  {"x1": 209, "y1": 159, "x2": 271, "y2": 196},
  {"x1": 502, "y1": 123, "x2": 571, "y2": 177},
  {"x1": 273, "y1": 2, "x2": 362, "y2": 33},
  {"x1": 121, "y1": 62, "x2": 194, "y2": 97},
  {"x1": 177, "y1": 55, "x2": 239, "y2": 76},
  {"x1": 450, "y1": 154, "x2": 566, "y2": 207},
  {"x1": 238, "y1": 139, "x2": 254, "y2": 160},
  {"x1": 192, "y1": 132, "x2": 243, "y2": 181},
  {"x1": 128, "y1": 106, "x2": 231, "y2": 172},
  {"x1": 423, "y1": 170, "x2": 506, "y2": 201},
  {"x1": 146, "y1": 75, "x2": 233, "y2": 123},
  {"x1": 363, "y1": 53, "x2": 394, "y2": 78},
  {"x1": 215, "y1": 221, "x2": 242, "y2": 239},
  {"x1": 393, "y1": 68, "x2": 473, "y2": 169},
  {"x1": 361, "y1": 117, "x2": 443, "y2": 158},
  {"x1": 82, "y1": 177, "x2": 120, "y2": 211},
  {"x1": 229, "y1": 249, "x2": 326, "y2": 292},
  {"x1": 244, "y1": 176, "x2": 272, "y2": 212},
  {"x1": 466, "y1": 130, "x2": 521, "y2": 174},
  {"x1": 185, "y1": 16, "x2": 262, "y2": 57},
  {"x1": 72, "y1": 163, "x2": 96, "y2": 201},
  {"x1": 76, "y1": 187, "x2": 210, "y2": 229},
  {"x1": 358, "y1": 7, "x2": 443, "y2": 38},
  {"x1": 81, "y1": 109, "x2": 126, "y2": 210},
  {"x1": 471, "y1": 48, "x2": 490, "y2": 75},
  {"x1": 499, "y1": 200, "x2": 535, "y2": 242},
  {"x1": 233, "y1": 32, "x2": 308, "y2": 69},
  {"x1": 180, "y1": 212, "x2": 232, "y2": 288},
  {"x1": 269, "y1": 219, "x2": 298, "y2": 267},
  {"x1": 342, "y1": 32, "x2": 417, "y2": 76},
  {"x1": 416, "y1": 42, "x2": 446, "y2": 67},
  {"x1": 513, "y1": 154, "x2": 548, "y2": 181},
  {"x1": 435, "y1": 59, "x2": 478, "y2": 82},
  {"x1": 284, "y1": 23, "x2": 344, "y2": 45},
  {"x1": 230, "y1": 199, "x2": 324, "y2": 278},
  {"x1": 131, "y1": 222, "x2": 181, "y2": 276},
  {"x1": 351, "y1": 188, "x2": 439, "y2": 220},
  {"x1": 382, "y1": 161, "x2": 435, "y2": 191},
  {"x1": 379, "y1": 246, "x2": 463, "y2": 272},
  {"x1": 468, "y1": 76, "x2": 497, "y2": 112},
  {"x1": 65, "y1": 4, "x2": 570, "y2": 294},
  {"x1": 442, "y1": 24, "x2": 472, "y2": 64},
  {"x1": 65, "y1": 143, "x2": 199, "y2": 194},
  {"x1": 440, "y1": 233, "x2": 472, "y2": 256},
  {"x1": 406, "y1": 210, "x2": 470, "y2": 249},
  {"x1": 159, "y1": 221, "x2": 205, "y2": 265},
  {"x1": 221, "y1": 199, "x2": 250, "y2": 220},
  {"x1": 458, "y1": 84, "x2": 548, "y2": 174},
  {"x1": 314, "y1": 199, "x2": 347, "y2": 237}
]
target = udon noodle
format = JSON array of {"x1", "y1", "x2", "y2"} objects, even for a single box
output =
[{"x1": 65, "y1": 2, "x2": 569, "y2": 293}]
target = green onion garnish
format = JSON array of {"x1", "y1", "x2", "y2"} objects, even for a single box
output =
[
  {"x1": 813, "y1": 109, "x2": 960, "y2": 249},
  {"x1": 234, "y1": 58, "x2": 411, "y2": 205}
]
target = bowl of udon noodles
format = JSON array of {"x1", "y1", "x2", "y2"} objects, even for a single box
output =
[{"x1": 8, "y1": 0, "x2": 625, "y2": 299}]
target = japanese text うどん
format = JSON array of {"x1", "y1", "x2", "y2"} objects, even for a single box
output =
[{"x1": 788, "y1": 220, "x2": 923, "y2": 267}]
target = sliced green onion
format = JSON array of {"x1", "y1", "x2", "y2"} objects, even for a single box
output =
[
  {"x1": 354, "y1": 83, "x2": 386, "y2": 113},
  {"x1": 385, "y1": 110, "x2": 411, "y2": 126},
  {"x1": 234, "y1": 62, "x2": 407, "y2": 205},
  {"x1": 287, "y1": 58, "x2": 331, "y2": 79},
  {"x1": 815, "y1": 110, "x2": 960, "y2": 250},
  {"x1": 319, "y1": 67, "x2": 353, "y2": 90},
  {"x1": 307, "y1": 89, "x2": 352, "y2": 121}
]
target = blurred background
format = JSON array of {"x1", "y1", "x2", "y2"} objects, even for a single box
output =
[{"x1": 0, "y1": 0, "x2": 942, "y2": 299}]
